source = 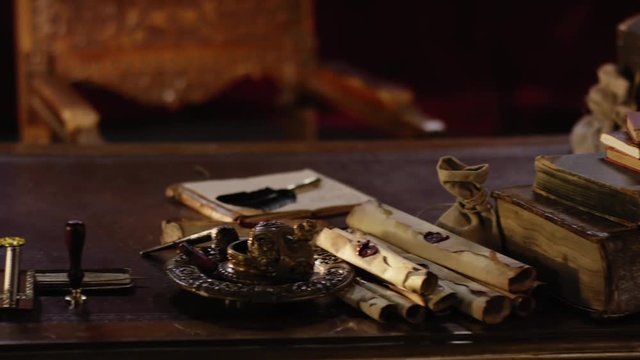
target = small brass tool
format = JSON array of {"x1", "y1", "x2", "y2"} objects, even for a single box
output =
[{"x1": 0, "y1": 237, "x2": 26, "y2": 308}]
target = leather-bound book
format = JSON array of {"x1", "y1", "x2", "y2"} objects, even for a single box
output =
[
  {"x1": 533, "y1": 152, "x2": 640, "y2": 225},
  {"x1": 604, "y1": 147, "x2": 640, "y2": 172},
  {"x1": 493, "y1": 185, "x2": 639, "y2": 317},
  {"x1": 599, "y1": 131, "x2": 640, "y2": 158}
]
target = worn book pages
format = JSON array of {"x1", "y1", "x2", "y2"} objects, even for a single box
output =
[
  {"x1": 599, "y1": 131, "x2": 640, "y2": 158},
  {"x1": 166, "y1": 169, "x2": 372, "y2": 222},
  {"x1": 605, "y1": 147, "x2": 640, "y2": 172}
]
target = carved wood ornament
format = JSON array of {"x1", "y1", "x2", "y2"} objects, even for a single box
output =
[{"x1": 29, "y1": 0, "x2": 315, "y2": 108}]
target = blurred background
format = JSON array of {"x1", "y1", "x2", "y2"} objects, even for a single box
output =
[{"x1": 2, "y1": 0, "x2": 640, "y2": 142}]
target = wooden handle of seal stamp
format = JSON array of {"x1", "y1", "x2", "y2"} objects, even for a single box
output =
[{"x1": 65, "y1": 220, "x2": 85, "y2": 289}]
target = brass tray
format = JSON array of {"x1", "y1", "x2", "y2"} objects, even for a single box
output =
[{"x1": 165, "y1": 246, "x2": 354, "y2": 303}]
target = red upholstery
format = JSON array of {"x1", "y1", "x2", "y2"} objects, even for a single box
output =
[{"x1": 315, "y1": 1, "x2": 640, "y2": 136}]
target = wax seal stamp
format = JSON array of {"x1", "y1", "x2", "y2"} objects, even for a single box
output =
[{"x1": 64, "y1": 220, "x2": 87, "y2": 309}]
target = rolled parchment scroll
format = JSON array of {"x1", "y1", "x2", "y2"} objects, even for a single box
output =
[
  {"x1": 346, "y1": 200, "x2": 536, "y2": 293},
  {"x1": 315, "y1": 228, "x2": 437, "y2": 295},
  {"x1": 403, "y1": 254, "x2": 512, "y2": 324},
  {"x1": 394, "y1": 259, "x2": 535, "y2": 317},
  {"x1": 388, "y1": 282, "x2": 458, "y2": 314},
  {"x1": 354, "y1": 277, "x2": 426, "y2": 324},
  {"x1": 338, "y1": 282, "x2": 396, "y2": 323},
  {"x1": 482, "y1": 283, "x2": 536, "y2": 317},
  {"x1": 351, "y1": 231, "x2": 512, "y2": 324}
]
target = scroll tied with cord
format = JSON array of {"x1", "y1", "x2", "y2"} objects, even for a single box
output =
[{"x1": 435, "y1": 156, "x2": 501, "y2": 250}]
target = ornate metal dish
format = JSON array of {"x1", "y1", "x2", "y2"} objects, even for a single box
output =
[{"x1": 165, "y1": 246, "x2": 354, "y2": 303}]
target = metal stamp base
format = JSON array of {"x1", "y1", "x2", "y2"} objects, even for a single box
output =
[{"x1": 0, "y1": 270, "x2": 35, "y2": 310}]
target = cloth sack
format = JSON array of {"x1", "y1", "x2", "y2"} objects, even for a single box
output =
[
  {"x1": 570, "y1": 63, "x2": 633, "y2": 154},
  {"x1": 436, "y1": 156, "x2": 501, "y2": 250}
]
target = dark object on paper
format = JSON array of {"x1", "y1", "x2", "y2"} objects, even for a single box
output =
[
  {"x1": 356, "y1": 240, "x2": 379, "y2": 258},
  {"x1": 423, "y1": 231, "x2": 450, "y2": 244},
  {"x1": 216, "y1": 176, "x2": 321, "y2": 211},
  {"x1": 166, "y1": 169, "x2": 372, "y2": 223},
  {"x1": 179, "y1": 243, "x2": 218, "y2": 274}
]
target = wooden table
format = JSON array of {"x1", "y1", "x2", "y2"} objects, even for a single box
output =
[{"x1": 2, "y1": 136, "x2": 640, "y2": 359}]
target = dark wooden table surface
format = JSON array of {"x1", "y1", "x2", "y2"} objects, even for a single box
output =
[{"x1": 2, "y1": 136, "x2": 640, "y2": 360}]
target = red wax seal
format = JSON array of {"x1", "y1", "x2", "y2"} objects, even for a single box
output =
[
  {"x1": 357, "y1": 240, "x2": 379, "y2": 258},
  {"x1": 423, "y1": 231, "x2": 450, "y2": 244}
]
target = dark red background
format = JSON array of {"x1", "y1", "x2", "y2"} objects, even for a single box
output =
[{"x1": 2, "y1": 1, "x2": 640, "y2": 141}]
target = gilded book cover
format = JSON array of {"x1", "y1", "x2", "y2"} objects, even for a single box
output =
[
  {"x1": 533, "y1": 153, "x2": 640, "y2": 225},
  {"x1": 494, "y1": 185, "x2": 639, "y2": 317}
]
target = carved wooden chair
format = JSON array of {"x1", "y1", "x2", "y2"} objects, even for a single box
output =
[{"x1": 15, "y1": 0, "x2": 443, "y2": 144}]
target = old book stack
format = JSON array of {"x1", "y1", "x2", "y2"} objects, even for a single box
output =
[
  {"x1": 599, "y1": 112, "x2": 640, "y2": 172},
  {"x1": 493, "y1": 117, "x2": 640, "y2": 317}
]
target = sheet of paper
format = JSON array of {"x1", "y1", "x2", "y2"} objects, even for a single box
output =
[{"x1": 182, "y1": 169, "x2": 373, "y2": 215}]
